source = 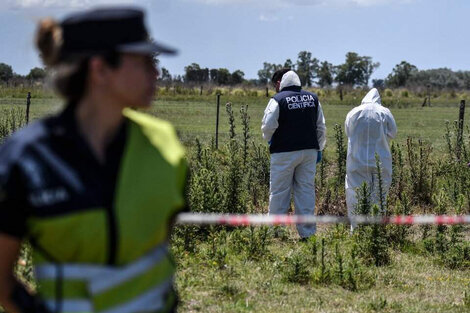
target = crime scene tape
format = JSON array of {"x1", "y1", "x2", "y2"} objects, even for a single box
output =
[{"x1": 176, "y1": 213, "x2": 470, "y2": 226}]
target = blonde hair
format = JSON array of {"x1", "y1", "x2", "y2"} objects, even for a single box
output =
[
  {"x1": 36, "y1": 18, "x2": 63, "y2": 66},
  {"x1": 34, "y1": 17, "x2": 121, "y2": 104}
]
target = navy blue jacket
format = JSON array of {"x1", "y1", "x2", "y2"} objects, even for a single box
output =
[{"x1": 270, "y1": 86, "x2": 320, "y2": 154}]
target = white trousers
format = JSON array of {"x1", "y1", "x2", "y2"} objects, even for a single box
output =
[
  {"x1": 268, "y1": 149, "x2": 317, "y2": 238},
  {"x1": 345, "y1": 167, "x2": 391, "y2": 229}
]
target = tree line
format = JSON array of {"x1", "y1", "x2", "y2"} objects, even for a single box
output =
[
  {"x1": 164, "y1": 51, "x2": 470, "y2": 90},
  {"x1": 0, "y1": 63, "x2": 46, "y2": 85},
  {"x1": 256, "y1": 51, "x2": 379, "y2": 88},
  {"x1": 381, "y1": 61, "x2": 470, "y2": 90},
  {"x1": 2, "y1": 52, "x2": 470, "y2": 90},
  {"x1": 181, "y1": 63, "x2": 245, "y2": 86}
]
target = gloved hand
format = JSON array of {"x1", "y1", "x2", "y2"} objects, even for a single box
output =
[{"x1": 316, "y1": 151, "x2": 322, "y2": 164}]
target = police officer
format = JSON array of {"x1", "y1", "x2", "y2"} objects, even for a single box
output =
[
  {"x1": 261, "y1": 69, "x2": 326, "y2": 239},
  {"x1": 0, "y1": 8, "x2": 186, "y2": 313}
]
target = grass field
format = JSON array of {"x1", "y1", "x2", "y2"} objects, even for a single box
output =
[
  {"x1": 173, "y1": 227, "x2": 470, "y2": 313},
  {"x1": 2, "y1": 89, "x2": 470, "y2": 313},
  {"x1": 3, "y1": 91, "x2": 469, "y2": 152},
  {"x1": 148, "y1": 97, "x2": 469, "y2": 153}
]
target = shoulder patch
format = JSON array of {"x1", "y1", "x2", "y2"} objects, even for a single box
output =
[{"x1": 0, "y1": 120, "x2": 48, "y2": 179}]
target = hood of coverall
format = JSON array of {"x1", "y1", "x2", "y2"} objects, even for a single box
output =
[
  {"x1": 361, "y1": 88, "x2": 382, "y2": 105},
  {"x1": 280, "y1": 71, "x2": 301, "y2": 91}
]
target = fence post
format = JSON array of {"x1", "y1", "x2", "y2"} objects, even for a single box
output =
[
  {"x1": 200, "y1": 85, "x2": 203, "y2": 96},
  {"x1": 427, "y1": 84, "x2": 431, "y2": 107},
  {"x1": 26, "y1": 92, "x2": 31, "y2": 124},
  {"x1": 265, "y1": 87, "x2": 269, "y2": 98},
  {"x1": 215, "y1": 93, "x2": 221, "y2": 149},
  {"x1": 456, "y1": 100, "x2": 466, "y2": 160}
]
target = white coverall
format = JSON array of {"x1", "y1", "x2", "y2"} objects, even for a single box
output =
[
  {"x1": 261, "y1": 71, "x2": 327, "y2": 238},
  {"x1": 345, "y1": 88, "x2": 397, "y2": 228}
]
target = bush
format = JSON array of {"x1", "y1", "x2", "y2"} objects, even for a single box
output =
[
  {"x1": 0, "y1": 106, "x2": 26, "y2": 142},
  {"x1": 282, "y1": 251, "x2": 311, "y2": 284}
]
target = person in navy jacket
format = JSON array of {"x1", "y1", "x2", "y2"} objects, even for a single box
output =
[{"x1": 261, "y1": 69, "x2": 326, "y2": 239}]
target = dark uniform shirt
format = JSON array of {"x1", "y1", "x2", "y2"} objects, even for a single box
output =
[
  {"x1": 0, "y1": 104, "x2": 187, "y2": 263},
  {"x1": 0, "y1": 106, "x2": 126, "y2": 262}
]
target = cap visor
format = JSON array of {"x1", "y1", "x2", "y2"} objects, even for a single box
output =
[{"x1": 117, "y1": 40, "x2": 177, "y2": 55}]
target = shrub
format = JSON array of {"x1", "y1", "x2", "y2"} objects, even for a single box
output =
[
  {"x1": 334, "y1": 124, "x2": 347, "y2": 193},
  {"x1": 384, "y1": 89, "x2": 393, "y2": 97},
  {"x1": 231, "y1": 88, "x2": 245, "y2": 96},
  {"x1": 0, "y1": 106, "x2": 26, "y2": 142},
  {"x1": 283, "y1": 251, "x2": 310, "y2": 284},
  {"x1": 406, "y1": 137, "x2": 435, "y2": 204},
  {"x1": 354, "y1": 182, "x2": 391, "y2": 267},
  {"x1": 223, "y1": 140, "x2": 247, "y2": 214}
]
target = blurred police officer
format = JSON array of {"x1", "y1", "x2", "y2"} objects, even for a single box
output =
[{"x1": 0, "y1": 7, "x2": 185, "y2": 313}]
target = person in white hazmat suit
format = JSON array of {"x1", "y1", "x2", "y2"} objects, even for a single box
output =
[
  {"x1": 345, "y1": 88, "x2": 397, "y2": 230},
  {"x1": 261, "y1": 69, "x2": 326, "y2": 239}
]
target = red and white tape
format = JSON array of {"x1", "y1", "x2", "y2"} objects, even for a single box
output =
[{"x1": 176, "y1": 213, "x2": 470, "y2": 226}]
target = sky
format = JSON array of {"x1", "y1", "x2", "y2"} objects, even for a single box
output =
[{"x1": 0, "y1": 0, "x2": 469, "y2": 81}]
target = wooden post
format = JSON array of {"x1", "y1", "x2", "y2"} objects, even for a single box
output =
[
  {"x1": 200, "y1": 85, "x2": 203, "y2": 96},
  {"x1": 422, "y1": 97, "x2": 427, "y2": 107},
  {"x1": 339, "y1": 87, "x2": 343, "y2": 101},
  {"x1": 265, "y1": 87, "x2": 269, "y2": 98},
  {"x1": 215, "y1": 94, "x2": 221, "y2": 149},
  {"x1": 427, "y1": 84, "x2": 431, "y2": 107},
  {"x1": 456, "y1": 100, "x2": 465, "y2": 159},
  {"x1": 26, "y1": 92, "x2": 31, "y2": 124}
]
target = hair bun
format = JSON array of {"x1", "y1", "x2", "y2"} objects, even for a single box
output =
[{"x1": 36, "y1": 18, "x2": 62, "y2": 66}]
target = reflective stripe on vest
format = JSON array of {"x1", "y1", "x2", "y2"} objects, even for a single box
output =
[
  {"x1": 35, "y1": 243, "x2": 173, "y2": 313},
  {"x1": 44, "y1": 281, "x2": 173, "y2": 313},
  {"x1": 100, "y1": 279, "x2": 172, "y2": 313}
]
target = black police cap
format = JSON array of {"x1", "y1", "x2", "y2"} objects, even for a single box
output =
[{"x1": 60, "y1": 7, "x2": 176, "y2": 59}]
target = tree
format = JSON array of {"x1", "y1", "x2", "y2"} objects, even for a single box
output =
[
  {"x1": 335, "y1": 52, "x2": 380, "y2": 87},
  {"x1": 216, "y1": 68, "x2": 231, "y2": 85},
  {"x1": 160, "y1": 67, "x2": 172, "y2": 82},
  {"x1": 283, "y1": 59, "x2": 294, "y2": 70},
  {"x1": 317, "y1": 61, "x2": 335, "y2": 88},
  {"x1": 257, "y1": 62, "x2": 282, "y2": 85},
  {"x1": 26, "y1": 67, "x2": 46, "y2": 81},
  {"x1": 456, "y1": 71, "x2": 470, "y2": 90},
  {"x1": 184, "y1": 63, "x2": 200, "y2": 82},
  {"x1": 407, "y1": 68, "x2": 461, "y2": 89},
  {"x1": 296, "y1": 51, "x2": 319, "y2": 87},
  {"x1": 231, "y1": 70, "x2": 245, "y2": 85},
  {"x1": 184, "y1": 63, "x2": 209, "y2": 83},
  {"x1": 173, "y1": 75, "x2": 183, "y2": 83},
  {"x1": 385, "y1": 61, "x2": 418, "y2": 88},
  {"x1": 210, "y1": 69, "x2": 219, "y2": 84},
  {"x1": 257, "y1": 62, "x2": 272, "y2": 85},
  {"x1": 0, "y1": 63, "x2": 14, "y2": 82}
]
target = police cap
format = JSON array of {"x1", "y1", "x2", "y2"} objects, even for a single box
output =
[{"x1": 60, "y1": 7, "x2": 176, "y2": 59}]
